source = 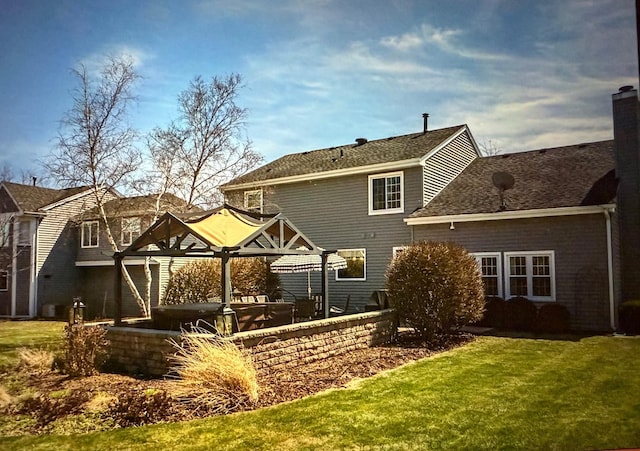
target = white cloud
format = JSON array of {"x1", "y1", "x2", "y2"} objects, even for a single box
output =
[{"x1": 380, "y1": 32, "x2": 423, "y2": 52}]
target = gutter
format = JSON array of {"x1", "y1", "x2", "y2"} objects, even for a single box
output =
[{"x1": 404, "y1": 204, "x2": 616, "y2": 225}]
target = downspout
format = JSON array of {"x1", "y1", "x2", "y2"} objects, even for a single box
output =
[{"x1": 604, "y1": 208, "x2": 616, "y2": 331}]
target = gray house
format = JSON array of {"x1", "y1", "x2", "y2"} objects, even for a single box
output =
[
  {"x1": 222, "y1": 88, "x2": 640, "y2": 332},
  {"x1": 0, "y1": 182, "x2": 98, "y2": 318}
]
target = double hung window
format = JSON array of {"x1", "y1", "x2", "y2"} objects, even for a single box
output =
[
  {"x1": 121, "y1": 217, "x2": 141, "y2": 246},
  {"x1": 244, "y1": 189, "x2": 263, "y2": 214},
  {"x1": 504, "y1": 251, "x2": 555, "y2": 301},
  {"x1": 368, "y1": 172, "x2": 403, "y2": 215},
  {"x1": 81, "y1": 221, "x2": 99, "y2": 248},
  {"x1": 473, "y1": 253, "x2": 502, "y2": 298},
  {"x1": 0, "y1": 270, "x2": 7, "y2": 291}
]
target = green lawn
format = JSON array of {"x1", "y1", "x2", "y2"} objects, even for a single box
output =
[
  {"x1": 1, "y1": 322, "x2": 639, "y2": 450},
  {"x1": 0, "y1": 320, "x2": 65, "y2": 368}
]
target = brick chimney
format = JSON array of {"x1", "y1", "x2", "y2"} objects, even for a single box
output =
[{"x1": 612, "y1": 85, "x2": 640, "y2": 301}]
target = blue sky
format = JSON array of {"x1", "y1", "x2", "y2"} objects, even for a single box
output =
[{"x1": 0, "y1": 0, "x2": 637, "y2": 181}]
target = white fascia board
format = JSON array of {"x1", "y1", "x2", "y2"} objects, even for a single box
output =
[
  {"x1": 404, "y1": 204, "x2": 616, "y2": 226},
  {"x1": 41, "y1": 188, "x2": 95, "y2": 211},
  {"x1": 221, "y1": 158, "x2": 422, "y2": 191},
  {"x1": 418, "y1": 126, "x2": 478, "y2": 165},
  {"x1": 76, "y1": 258, "x2": 159, "y2": 267}
]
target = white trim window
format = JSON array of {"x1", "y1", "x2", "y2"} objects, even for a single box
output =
[
  {"x1": 392, "y1": 246, "x2": 408, "y2": 259},
  {"x1": 0, "y1": 269, "x2": 7, "y2": 291},
  {"x1": 81, "y1": 221, "x2": 99, "y2": 248},
  {"x1": 244, "y1": 189, "x2": 263, "y2": 214},
  {"x1": 504, "y1": 251, "x2": 555, "y2": 301},
  {"x1": 121, "y1": 217, "x2": 141, "y2": 246},
  {"x1": 368, "y1": 171, "x2": 403, "y2": 215},
  {"x1": 17, "y1": 220, "x2": 31, "y2": 246},
  {"x1": 473, "y1": 253, "x2": 503, "y2": 298},
  {"x1": 0, "y1": 216, "x2": 10, "y2": 248},
  {"x1": 336, "y1": 249, "x2": 366, "y2": 281}
]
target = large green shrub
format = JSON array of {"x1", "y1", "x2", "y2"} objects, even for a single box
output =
[
  {"x1": 163, "y1": 258, "x2": 280, "y2": 305},
  {"x1": 385, "y1": 241, "x2": 485, "y2": 343}
]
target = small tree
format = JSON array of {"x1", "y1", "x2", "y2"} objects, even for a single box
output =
[
  {"x1": 386, "y1": 241, "x2": 485, "y2": 343},
  {"x1": 163, "y1": 258, "x2": 280, "y2": 305}
]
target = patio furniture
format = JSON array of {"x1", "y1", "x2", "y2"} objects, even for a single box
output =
[
  {"x1": 294, "y1": 299, "x2": 316, "y2": 322},
  {"x1": 329, "y1": 295, "x2": 351, "y2": 315}
]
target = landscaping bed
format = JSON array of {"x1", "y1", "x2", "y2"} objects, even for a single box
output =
[{"x1": 1, "y1": 331, "x2": 472, "y2": 436}]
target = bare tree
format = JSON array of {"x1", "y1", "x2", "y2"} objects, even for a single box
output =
[
  {"x1": 479, "y1": 139, "x2": 502, "y2": 157},
  {"x1": 148, "y1": 74, "x2": 262, "y2": 208},
  {"x1": 45, "y1": 55, "x2": 149, "y2": 316}
]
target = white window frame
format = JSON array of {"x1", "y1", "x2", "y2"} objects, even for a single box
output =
[
  {"x1": 81, "y1": 221, "x2": 99, "y2": 248},
  {"x1": 121, "y1": 217, "x2": 141, "y2": 246},
  {"x1": 0, "y1": 215, "x2": 10, "y2": 248},
  {"x1": 0, "y1": 270, "x2": 7, "y2": 291},
  {"x1": 472, "y1": 252, "x2": 503, "y2": 298},
  {"x1": 504, "y1": 251, "x2": 555, "y2": 302},
  {"x1": 368, "y1": 171, "x2": 404, "y2": 215},
  {"x1": 244, "y1": 189, "x2": 263, "y2": 213},
  {"x1": 17, "y1": 220, "x2": 31, "y2": 246},
  {"x1": 392, "y1": 246, "x2": 409, "y2": 259},
  {"x1": 336, "y1": 248, "x2": 367, "y2": 281}
]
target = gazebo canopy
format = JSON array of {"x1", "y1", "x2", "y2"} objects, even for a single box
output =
[
  {"x1": 113, "y1": 204, "x2": 332, "y2": 327},
  {"x1": 119, "y1": 204, "x2": 322, "y2": 257}
]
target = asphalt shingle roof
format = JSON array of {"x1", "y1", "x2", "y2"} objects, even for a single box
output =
[
  {"x1": 80, "y1": 193, "x2": 196, "y2": 220},
  {"x1": 408, "y1": 140, "x2": 616, "y2": 218},
  {"x1": 223, "y1": 125, "x2": 467, "y2": 186},
  {"x1": 2, "y1": 182, "x2": 89, "y2": 212}
]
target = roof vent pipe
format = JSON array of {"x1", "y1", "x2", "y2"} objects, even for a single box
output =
[
  {"x1": 422, "y1": 113, "x2": 429, "y2": 133},
  {"x1": 355, "y1": 138, "x2": 367, "y2": 146}
]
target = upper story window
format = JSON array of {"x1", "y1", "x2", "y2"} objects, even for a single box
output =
[
  {"x1": 0, "y1": 216, "x2": 10, "y2": 248},
  {"x1": 0, "y1": 270, "x2": 7, "y2": 291},
  {"x1": 368, "y1": 171, "x2": 403, "y2": 215},
  {"x1": 244, "y1": 189, "x2": 263, "y2": 214},
  {"x1": 81, "y1": 221, "x2": 99, "y2": 248},
  {"x1": 121, "y1": 217, "x2": 141, "y2": 246},
  {"x1": 18, "y1": 220, "x2": 31, "y2": 246},
  {"x1": 472, "y1": 253, "x2": 503, "y2": 298},
  {"x1": 504, "y1": 251, "x2": 555, "y2": 301},
  {"x1": 336, "y1": 249, "x2": 366, "y2": 281}
]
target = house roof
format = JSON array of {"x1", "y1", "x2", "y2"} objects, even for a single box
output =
[
  {"x1": 408, "y1": 140, "x2": 616, "y2": 219},
  {"x1": 1, "y1": 181, "x2": 90, "y2": 212},
  {"x1": 79, "y1": 193, "x2": 196, "y2": 220},
  {"x1": 222, "y1": 124, "x2": 468, "y2": 187}
]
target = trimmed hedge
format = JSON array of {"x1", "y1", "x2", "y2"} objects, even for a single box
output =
[
  {"x1": 619, "y1": 300, "x2": 640, "y2": 335},
  {"x1": 535, "y1": 303, "x2": 570, "y2": 334},
  {"x1": 504, "y1": 297, "x2": 538, "y2": 331},
  {"x1": 475, "y1": 296, "x2": 506, "y2": 328}
]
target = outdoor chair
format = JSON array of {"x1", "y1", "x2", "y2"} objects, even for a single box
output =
[
  {"x1": 294, "y1": 299, "x2": 316, "y2": 322},
  {"x1": 255, "y1": 294, "x2": 269, "y2": 303},
  {"x1": 329, "y1": 295, "x2": 351, "y2": 315}
]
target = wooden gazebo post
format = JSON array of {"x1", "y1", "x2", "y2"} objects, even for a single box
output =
[
  {"x1": 217, "y1": 250, "x2": 235, "y2": 335},
  {"x1": 321, "y1": 252, "x2": 329, "y2": 319}
]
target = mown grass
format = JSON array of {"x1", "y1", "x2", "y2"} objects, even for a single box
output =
[
  {"x1": 1, "y1": 323, "x2": 639, "y2": 450},
  {"x1": 0, "y1": 320, "x2": 65, "y2": 368}
]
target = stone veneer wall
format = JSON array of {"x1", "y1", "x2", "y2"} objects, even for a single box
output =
[{"x1": 104, "y1": 309, "x2": 397, "y2": 377}]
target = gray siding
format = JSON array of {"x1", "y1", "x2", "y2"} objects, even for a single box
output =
[
  {"x1": 423, "y1": 130, "x2": 477, "y2": 205},
  {"x1": 255, "y1": 166, "x2": 424, "y2": 311},
  {"x1": 411, "y1": 214, "x2": 612, "y2": 331},
  {"x1": 37, "y1": 191, "x2": 102, "y2": 313}
]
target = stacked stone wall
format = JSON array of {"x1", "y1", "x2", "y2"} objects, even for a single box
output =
[{"x1": 103, "y1": 310, "x2": 396, "y2": 377}]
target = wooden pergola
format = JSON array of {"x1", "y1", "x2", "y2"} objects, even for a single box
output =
[{"x1": 113, "y1": 204, "x2": 332, "y2": 327}]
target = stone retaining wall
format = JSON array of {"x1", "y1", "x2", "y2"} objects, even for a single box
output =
[{"x1": 104, "y1": 309, "x2": 397, "y2": 377}]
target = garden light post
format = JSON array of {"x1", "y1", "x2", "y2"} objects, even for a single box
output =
[{"x1": 69, "y1": 297, "x2": 85, "y2": 325}]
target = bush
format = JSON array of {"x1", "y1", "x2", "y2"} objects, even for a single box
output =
[
  {"x1": 385, "y1": 241, "x2": 485, "y2": 344},
  {"x1": 107, "y1": 389, "x2": 176, "y2": 427},
  {"x1": 619, "y1": 300, "x2": 640, "y2": 335},
  {"x1": 535, "y1": 303, "x2": 570, "y2": 334},
  {"x1": 60, "y1": 325, "x2": 109, "y2": 377},
  {"x1": 504, "y1": 297, "x2": 537, "y2": 331},
  {"x1": 168, "y1": 326, "x2": 258, "y2": 415},
  {"x1": 475, "y1": 296, "x2": 506, "y2": 328},
  {"x1": 163, "y1": 258, "x2": 280, "y2": 304}
]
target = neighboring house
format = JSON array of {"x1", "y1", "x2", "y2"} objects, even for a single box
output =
[
  {"x1": 0, "y1": 182, "x2": 100, "y2": 318},
  {"x1": 222, "y1": 91, "x2": 640, "y2": 332},
  {"x1": 74, "y1": 194, "x2": 199, "y2": 319}
]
